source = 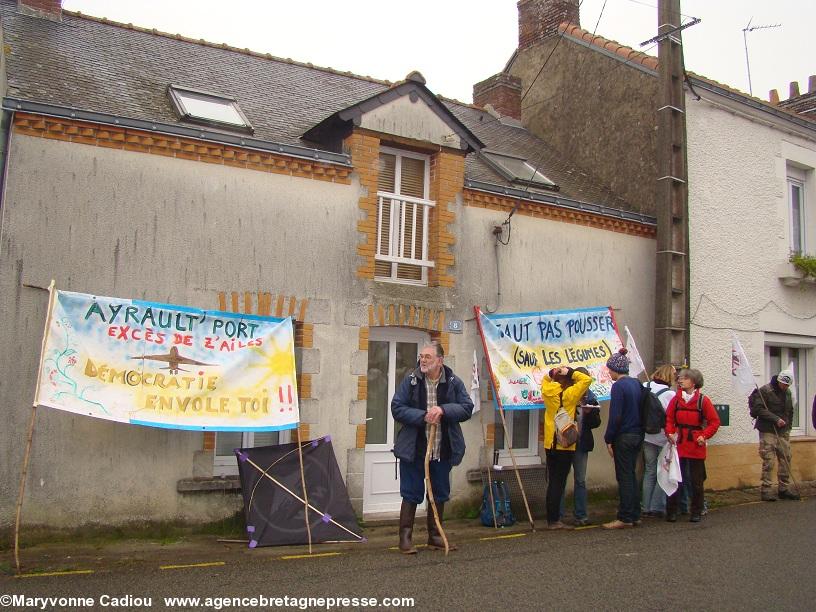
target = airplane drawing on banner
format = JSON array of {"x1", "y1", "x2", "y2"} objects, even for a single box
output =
[{"x1": 131, "y1": 345, "x2": 215, "y2": 375}]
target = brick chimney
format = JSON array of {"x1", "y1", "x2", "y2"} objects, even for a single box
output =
[
  {"x1": 473, "y1": 73, "x2": 522, "y2": 120},
  {"x1": 17, "y1": 0, "x2": 62, "y2": 20},
  {"x1": 518, "y1": 0, "x2": 580, "y2": 51}
]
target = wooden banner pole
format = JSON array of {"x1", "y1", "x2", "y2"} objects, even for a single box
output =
[
  {"x1": 295, "y1": 432, "x2": 313, "y2": 555},
  {"x1": 473, "y1": 306, "x2": 536, "y2": 532},
  {"x1": 15, "y1": 280, "x2": 56, "y2": 573},
  {"x1": 479, "y1": 392, "x2": 498, "y2": 529}
]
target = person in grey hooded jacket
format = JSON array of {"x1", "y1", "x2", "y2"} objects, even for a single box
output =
[{"x1": 391, "y1": 341, "x2": 473, "y2": 553}]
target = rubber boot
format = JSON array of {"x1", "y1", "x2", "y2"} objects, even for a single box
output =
[
  {"x1": 398, "y1": 500, "x2": 418, "y2": 554},
  {"x1": 426, "y1": 500, "x2": 457, "y2": 551}
]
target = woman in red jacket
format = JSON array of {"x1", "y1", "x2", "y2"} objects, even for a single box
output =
[{"x1": 664, "y1": 368, "x2": 720, "y2": 523}]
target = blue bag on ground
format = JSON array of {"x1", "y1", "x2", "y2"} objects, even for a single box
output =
[{"x1": 480, "y1": 480, "x2": 516, "y2": 527}]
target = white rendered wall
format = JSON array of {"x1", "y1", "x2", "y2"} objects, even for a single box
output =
[{"x1": 686, "y1": 93, "x2": 816, "y2": 445}]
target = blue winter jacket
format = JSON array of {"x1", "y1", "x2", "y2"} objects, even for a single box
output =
[
  {"x1": 604, "y1": 375, "x2": 643, "y2": 444},
  {"x1": 391, "y1": 364, "x2": 474, "y2": 465}
]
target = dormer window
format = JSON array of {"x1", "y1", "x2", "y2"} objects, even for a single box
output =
[
  {"x1": 168, "y1": 85, "x2": 253, "y2": 133},
  {"x1": 482, "y1": 150, "x2": 556, "y2": 189}
]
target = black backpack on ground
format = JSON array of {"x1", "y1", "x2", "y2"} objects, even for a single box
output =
[
  {"x1": 479, "y1": 480, "x2": 515, "y2": 527},
  {"x1": 641, "y1": 382, "x2": 671, "y2": 435}
]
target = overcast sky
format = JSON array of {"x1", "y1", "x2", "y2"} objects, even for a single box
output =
[{"x1": 62, "y1": 0, "x2": 814, "y2": 105}]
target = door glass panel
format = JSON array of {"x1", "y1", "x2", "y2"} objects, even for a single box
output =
[
  {"x1": 394, "y1": 342, "x2": 418, "y2": 439},
  {"x1": 365, "y1": 340, "x2": 389, "y2": 444},
  {"x1": 512, "y1": 410, "x2": 530, "y2": 449}
]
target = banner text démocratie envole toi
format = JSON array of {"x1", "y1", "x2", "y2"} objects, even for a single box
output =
[{"x1": 36, "y1": 290, "x2": 299, "y2": 431}]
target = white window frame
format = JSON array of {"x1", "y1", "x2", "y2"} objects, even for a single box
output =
[
  {"x1": 496, "y1": 409, "x2": 541, "y2": 466},
  {"x1": 788, "y1": 174, "x2": 806, "y2": 254},
  {"x1": 764, "y1": 333, "x2": 814, "y2": 437},
  {"x1": 213, "y1": 430, "x2": 292, "y2": 476},
  {"x1": 375, "y1": 147, "x2": 434, "y2": 286}
]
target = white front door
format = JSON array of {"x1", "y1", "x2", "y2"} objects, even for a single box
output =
[{"x1": 363, "y1": 327, "x2": 429, "y2": 514}]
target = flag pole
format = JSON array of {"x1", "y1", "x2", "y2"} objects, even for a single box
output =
[
  {"x1": 478, "y1": 374, "x2": 498, "y2": 529},
  {"x1": 15, "y1": 280, "x2": 56, "y2": 574},
  {"x1": 473, "y1": 307, "x2": 535, "y2": 531}
]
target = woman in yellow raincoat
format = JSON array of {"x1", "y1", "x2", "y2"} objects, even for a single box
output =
[{"x1": 541, "y1": 366, "x2": 593, "y2": 529}]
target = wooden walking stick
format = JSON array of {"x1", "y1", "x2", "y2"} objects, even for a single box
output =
[{"x1": 424, "y1": 422, "x2": 449, "y2": 556}]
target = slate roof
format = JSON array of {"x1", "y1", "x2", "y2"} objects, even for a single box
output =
[
  {"x1": 778, "y1": 91, "x2": 816, "y2": 122},
  {"x1": 0, "y1": 0, "x2": 636, "y2": 214}
]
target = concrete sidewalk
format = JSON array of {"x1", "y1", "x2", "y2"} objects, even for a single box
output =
[{"x1": 3, "y1": 481, "x2": 813, "y2": 577}]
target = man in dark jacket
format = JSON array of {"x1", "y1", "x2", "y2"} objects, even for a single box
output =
[
  {"x1": 602, "y1": 349, "x2": 644, "y2": 529},
  {"x1": 749, "y1": 370, "x2": 799, "y2": 501},
  {"x1": 391, "y1": 341, "x2": 473, "y2": 554}
]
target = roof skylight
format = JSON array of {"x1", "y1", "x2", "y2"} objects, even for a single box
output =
[
  {"x1": 168, "y1": 85, "x2": 253, "y2": 132},
  {"x1": 481, "y1": 150, "x2": 556, "y2": 188}
]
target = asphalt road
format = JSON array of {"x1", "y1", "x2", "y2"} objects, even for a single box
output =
[{"x1": 2, "y1": 497, "x2": 813, "y2": 611}]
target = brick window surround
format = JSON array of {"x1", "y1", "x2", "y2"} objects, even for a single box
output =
[{"x1": 346, "y1": 129, "x2": 463, "y2": 288}]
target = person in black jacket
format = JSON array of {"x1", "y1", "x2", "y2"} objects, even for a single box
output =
[
  {"x1": 749, "y1": 370, "x2": 799, "y2": 501},
  {"x1": 391, "y1": 341, "x2": 473, "y2": 554},
  {"x1": 559, "y1": 367, "x2": 601, "y2": 526}
]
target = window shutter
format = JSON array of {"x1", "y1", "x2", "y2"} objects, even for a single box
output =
[
  {"x1": 376, "y1": 154, "x2": 397, "y2": 277},
  {"x1": 395, "y1": 156, "x2": 425, "y2": 281}
]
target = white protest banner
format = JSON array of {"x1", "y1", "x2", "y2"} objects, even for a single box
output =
[
  {"x1": 475, "y1": 306, "x2": 623, "y2": 406},
  {"x1": 37, "y1": 289, "x2": 299, "y2": 431}
]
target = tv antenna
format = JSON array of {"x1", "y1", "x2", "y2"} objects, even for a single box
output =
[{"x1": 742, "y1": 18, "x2": 781, "y2": 96}]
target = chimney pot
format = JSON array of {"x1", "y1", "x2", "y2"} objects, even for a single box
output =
[
  {"x1": 769, "y1": 89, "x2": 779, "y2": 105},
  {"x1": 809, "y1": 75, "x2": 816, "y2": 94},
  {"x1": 17, "y1": 0, "x2": 62, "y2": 20},
  {"x1": 518, "y1": 0, "x2": 580, "y2": 51},
  {"x1": 473, "y1": 73, "x2": 523, "y2": 120},
  {"x1": 789, "y1": 81, "x2": 800, "y2": 99}
]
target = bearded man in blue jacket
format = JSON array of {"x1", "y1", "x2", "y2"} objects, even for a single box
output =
[{"x1": 391, "y1": 341, "x2": 474, "y2": 554}]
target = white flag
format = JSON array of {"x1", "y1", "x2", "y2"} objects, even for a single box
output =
[
  {"x1": 731, "y1": 333, "x2": 756, "y2": 396},
  {"x1": 624, "y1": 325, "x2": 646, "y2": 378},
  {"x1": 470, "y1": 350, "x2": 481, "y2": 413}
]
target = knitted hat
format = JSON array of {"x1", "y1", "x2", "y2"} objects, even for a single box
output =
[
  {"x1": 606, "y1": 348, "x2": 630, "y2": 374},
  {"x1": 777, "y1": 370, "x2": 794, "y2": 386}
]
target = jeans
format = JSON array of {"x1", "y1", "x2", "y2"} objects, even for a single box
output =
[
  {"x1": 678, "y1": 462, "x2": 708, "y2": 514},
  {"x1": 613, "y1": 432, "x2": 644, "y2": 524},
  {"x1": 641, "y1": 442, "x2": 666, "y2": 514},
  {"x1": 399, "y1": 455, "x2": 452, "y2": 504},
  {"x1": 668, "y1": 457, "x2": 706, "y2": 517},
  {"x1": 546, "y1": 449, "x2": 575, "y2": 523},
  {"x1": 559, "y1": 450, "x2": 589, "y2": 520}
]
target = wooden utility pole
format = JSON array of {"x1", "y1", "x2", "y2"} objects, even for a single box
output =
[{"x1": 654, "y1": 0, "x2": 689, "y2": 368}]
